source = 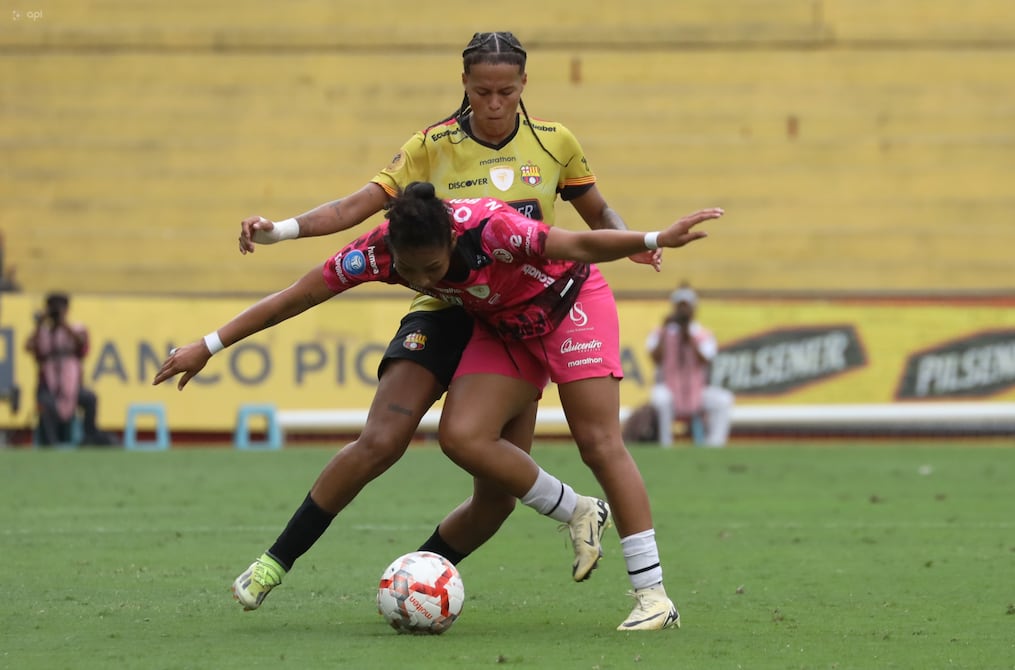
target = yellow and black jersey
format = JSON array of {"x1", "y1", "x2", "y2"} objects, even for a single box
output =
[{"x1": 371, "y1": 113, "x2": 596, "y2": 226}]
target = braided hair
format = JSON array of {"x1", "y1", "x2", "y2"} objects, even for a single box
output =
[
  {"x1": 386, "y1": 181, "x2": 453, "y2": 251},
  {"x1": 427, "y1": 31, "x2": 564, "y2": 166}
]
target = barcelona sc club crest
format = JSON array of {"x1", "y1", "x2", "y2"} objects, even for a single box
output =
[
  {"x1": 520, "y1": 161, "x2": 542, "y2": 187},
  {"x1": 403, "y1": 331, "x2": 427, "y2": 351}
]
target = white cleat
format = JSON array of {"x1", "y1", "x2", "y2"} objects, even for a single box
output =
[
  {"x1": 565, "y1": 496, "x2": 611, "y2": 582},
  {"x1": 617, "y1": 584, "x2": 681, "y2": 631}
]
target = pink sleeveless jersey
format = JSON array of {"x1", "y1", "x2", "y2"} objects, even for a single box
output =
[{"x1": 321, "y1": 197, "x2": 610, "y2": 340}]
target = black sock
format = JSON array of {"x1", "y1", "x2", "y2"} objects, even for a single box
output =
[
  {"x1": 267, "y1": 493, "x2": 336, "y2": 571},
  {"x1": 417, "y1": 525, "x2": 469, "y2": 565}
]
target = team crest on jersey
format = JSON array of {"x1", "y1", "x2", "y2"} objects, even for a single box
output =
[
  {"x1": 492, "y1": 249, "x2": 514, "y2": 263},
  {"x1": 466, "y1": 285, "x2": 491, "y2": 299},
  {"x1": 402, "y1": 331, "x2": 427, "y2": 351},
  {"x1": 490, "y1": 166, "x2": 514, "y2": 192},
  {"x1": 520, "y1": 161, "x2": 542, "y2": 187},
  {"x1": 342, "y1": 250, "x2": 367, "y2": 275}
]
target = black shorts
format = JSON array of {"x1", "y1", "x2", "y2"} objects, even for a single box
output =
[{"x1": 378, "y1": 307, "x2": 474, "y2": 389}]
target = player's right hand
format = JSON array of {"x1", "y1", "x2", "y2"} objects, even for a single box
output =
[
  {"x1": 153, "y1": 341, "x2": 211, "y2": 391},
  {"x1": 239, "y1": 216, "x2": 274, "y2": 255}
]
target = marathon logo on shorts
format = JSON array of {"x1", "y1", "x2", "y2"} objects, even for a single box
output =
[
  {"x1": 567, "y1": 356, "x2": 603, "y2": 369},
  {"x1": 402, "y1": 331, "x2": 427, "y2": 351},
  {"x1": 710, "y1": 325, "x2": 866, "y2": 395},
  {"x1": 896, "y1": 329, "x2": 1015, "y2": 399},
  {"x1": 341, "y1": 250, "x2": 367, "y2": 276}
]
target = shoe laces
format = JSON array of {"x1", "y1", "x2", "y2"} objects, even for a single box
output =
[
  {"x1": 626, "y1": 588, "x2": 661, "y2": 611},
  {"x1": 251, "y1": 561, "x2": 282, "y2": 587}
]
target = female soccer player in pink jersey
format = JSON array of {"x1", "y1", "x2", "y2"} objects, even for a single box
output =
[{"x1": 156, "y1": 181, "x2": 722, "y2": 629}]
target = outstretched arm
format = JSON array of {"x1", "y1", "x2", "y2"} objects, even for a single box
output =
[
  {"x1": 238, "y1": 183, "x2": 389, "y2": 254},
  {"x1": 153, "y1": 264, "x2": 335, "y2": 390},
  {"x1": 543, "y1": 207, "x2": 723, "y2": 264}
]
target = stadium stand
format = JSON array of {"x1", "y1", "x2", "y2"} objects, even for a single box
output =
[{"x1": 3, "y1": 0, "x2": 1013, "y2": 298}]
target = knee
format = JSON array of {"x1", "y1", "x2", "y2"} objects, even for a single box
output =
[
  {"x1": 573, "y1": 430, "x2": 624, "y2": 471},
  {"x1": 346, "y1": 430, "x2": 409, "y2": 473},
  {"x1": 437, "y1": 421, "x2": 476, "y2": 466}
]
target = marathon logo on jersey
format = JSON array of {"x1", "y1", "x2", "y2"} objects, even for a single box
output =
[
  {"x1": 520, "y1": 161, "x2": 542, "y2": 187},
  {"x1": 520, "y1": 264, "x2": 555, "y2": 288},
  {"x1": 710, "y1": 325, "x2": 866, "y2": 395},
  {"x1": 402, "y1": 331, "x2": 427, "y2": 352},
  {"x1": 480, "y1": 156, "x2": 517, "y2": 166},
  {"x1": 492, "y1": 249, "x2": 514, "y2": 263},
  {"x1": 896, "y1": 329, "x2": 1015, "y2": 399},
  {"x1": 490, "y1": 166, "x2": 514, "y2": 191},
  {"x1": 341, "y1": 250, "x2": 368, "y2": 276},
  {"x1": 448, "y1": 177, "x2": 489, "y2": 190},
  {"x1": 509, "y1": 234, "x2": 523, "y2": 249}
]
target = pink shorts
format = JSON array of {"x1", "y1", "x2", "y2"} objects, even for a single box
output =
[{"x1": 453, "y1": 279, "x2": 624, "y2": 391}]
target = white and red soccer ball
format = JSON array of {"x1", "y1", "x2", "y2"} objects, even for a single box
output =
[{"x1": 377, "y1": 551, "x2": 465, "y2": 634}]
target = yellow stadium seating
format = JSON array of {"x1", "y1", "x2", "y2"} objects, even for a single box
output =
[{"x1": 2, "y1": 0, "x2": 1013, "y2": 296}]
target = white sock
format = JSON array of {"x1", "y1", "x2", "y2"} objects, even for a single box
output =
[
  {"x1": 519, "y1": 468, "x2": 578, "y2": 523},
  {"x1": 621, "y1": 529, "x2": 664, "y2": 590}
]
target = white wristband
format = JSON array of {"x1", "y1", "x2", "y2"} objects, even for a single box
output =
[
  {"x1": 644, "y1": 231, "x2": 661, "y2": 250},
  {"x1": 251, "y1": 217, "x2": 300, "y2": 245},
  {"x1": 203, "y1": 331, "x2": 225, "y2": 355}
]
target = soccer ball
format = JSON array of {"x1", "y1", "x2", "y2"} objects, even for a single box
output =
[{"x1": 376, "y1": 551, "x2": 465, "y2": 635}]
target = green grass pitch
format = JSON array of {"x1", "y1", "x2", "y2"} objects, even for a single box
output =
[{"x1": 2, "y1": 441, "x2": 1013, "y2": 669}]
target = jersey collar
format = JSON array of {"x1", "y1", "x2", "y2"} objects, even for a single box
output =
[{"x1": 459, "y1": 114, "x2": 520, "y2": 150}]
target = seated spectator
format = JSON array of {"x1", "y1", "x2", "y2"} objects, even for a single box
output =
[
  {"x1": 645, "y1": 283, "x2": 734, "y2": 447},
  {"x1": 25, "y1": 292, "x2": 115, "y2": 446}
]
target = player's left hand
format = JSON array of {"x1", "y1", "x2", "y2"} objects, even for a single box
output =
[
  {"x1": 658, "y1": 208, "x2": 724, "y2": 249},
  {"x1": 153, "y1": 341, "x2": 211, "y2": 391},
  {"x1": 627, "y1": 248, "x2": 663, "y2": 272}
]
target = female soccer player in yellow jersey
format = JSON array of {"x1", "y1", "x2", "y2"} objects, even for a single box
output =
[{"x1": 232, "y1": 32, "x2": 678, "y2": 630}]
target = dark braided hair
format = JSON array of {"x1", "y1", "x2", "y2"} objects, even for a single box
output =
[
  {"x1": 426, "y1": 32, "x2": 564, "y2": 166},
  {"x1": 386, "y1": 181, "x2": 453, "y2": 251}
]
